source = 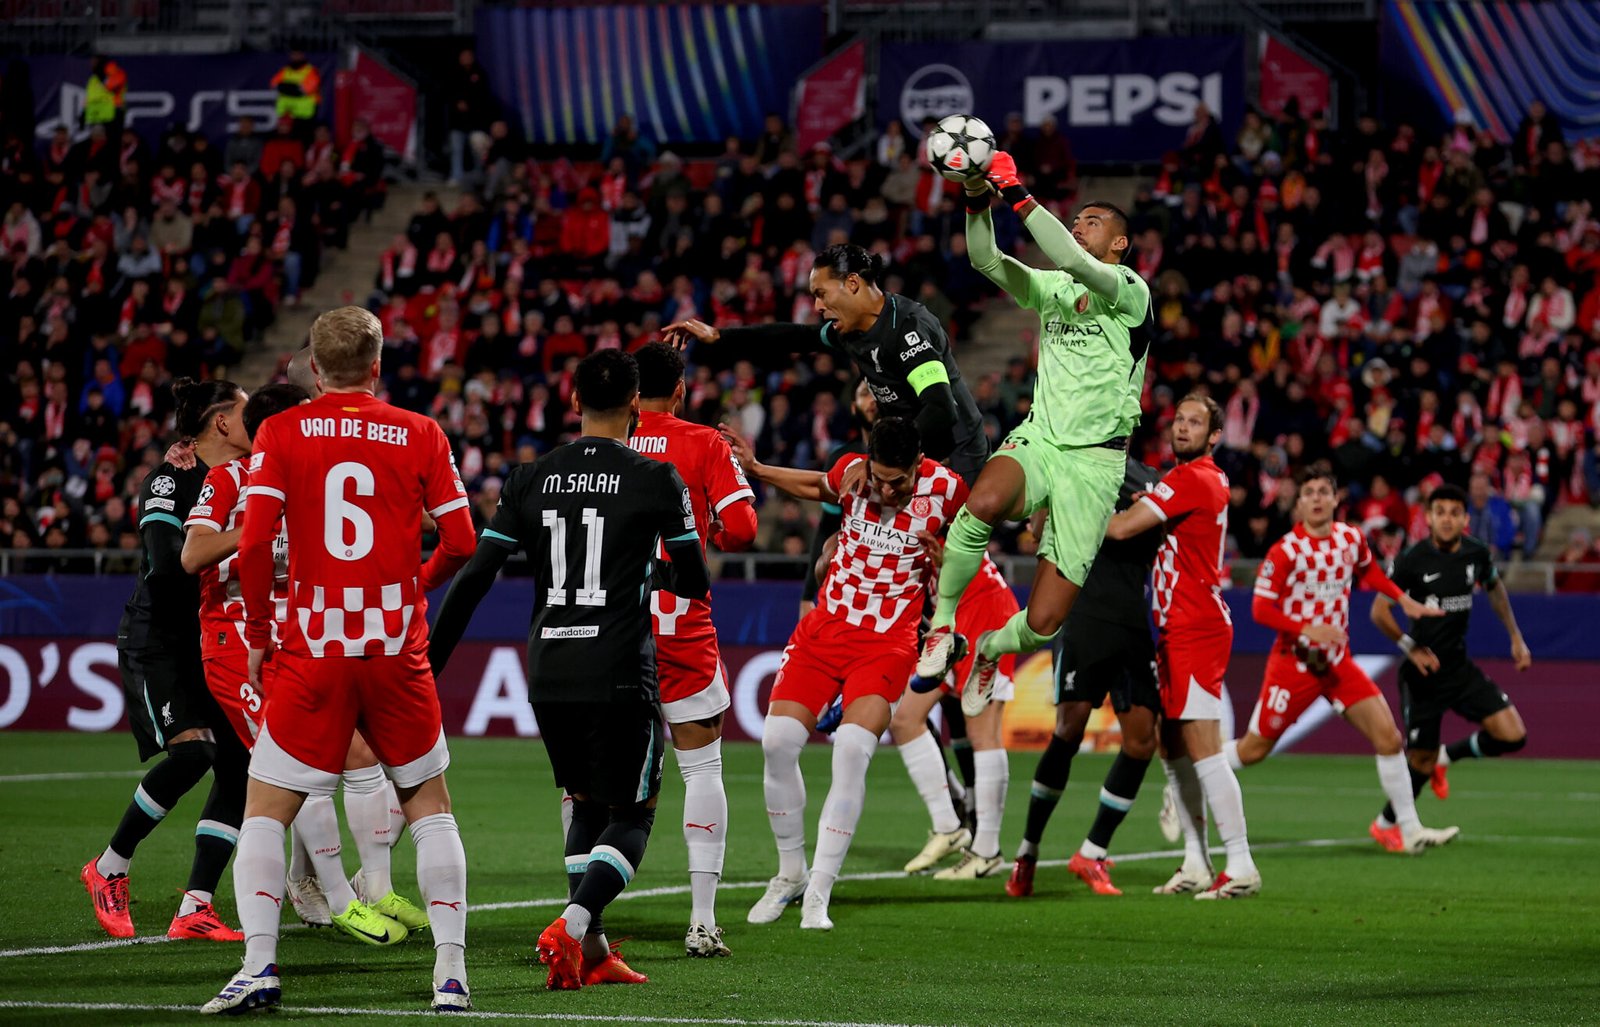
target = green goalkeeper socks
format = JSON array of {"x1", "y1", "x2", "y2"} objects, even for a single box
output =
[
  {"x1": 981, "y1": 609, "x2": 1054, "y2": 660},
  {"x1": 932, "y1": 507, "x2": 992, "y2": 630}
]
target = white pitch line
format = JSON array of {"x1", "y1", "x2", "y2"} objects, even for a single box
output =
[
  {"x1": 0, "y1": 770, "x2": 144, "y2": 783},
  {"x1": 0, "y1": 838, "x2": 1362, "y2": 960},
  {"x1": 0, "y1": 1002, "x2": 940, "y2": 1027}
]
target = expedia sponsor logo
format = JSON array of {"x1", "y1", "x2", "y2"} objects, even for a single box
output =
[
  {"x1": 541, "y1": 625, "x2": 600, "y2": 639},
  {"x1": 900, "y1": 333, "x2": 933, "y2": 362},
  {"x1": 1424, "y1": 594, "x2": 1474, "y2": 613}
]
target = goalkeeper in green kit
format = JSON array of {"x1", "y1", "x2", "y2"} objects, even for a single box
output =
[{"x1": 918, "y1": 151, "x2": 1154, "y2": 714}]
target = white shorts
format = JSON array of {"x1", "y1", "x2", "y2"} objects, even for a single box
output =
[
  {"x1": 251, "y1": 723, "x2": 449, "y2": 796},
  {"x1": 659, "y1": 664, "x2": 732, "y2": 725}
]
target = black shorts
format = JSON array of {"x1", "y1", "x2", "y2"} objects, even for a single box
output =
[
  {"x1": 1055, "y1": 617, "x2": 1159, "y2": 713},
  {"x1": 533, "y1": 700, "x2": 665, "y2": 807},
  {"x1": 947, "y1": 432, "x2": 990, "y2": 491},
  {"x1": 118, "y1": 640, "x2": 220, "y2": 762},
  {"x1": 1399, "y1": 658, "x2": 1512, "y2": 751}
]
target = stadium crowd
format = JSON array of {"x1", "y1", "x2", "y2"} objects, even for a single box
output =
[
  {"x1": 0, "y1": 76, "x2": 386, "y2": 570},
  {"x1": 5, "y1": 61, "x2": 1600, "y2": 585}
]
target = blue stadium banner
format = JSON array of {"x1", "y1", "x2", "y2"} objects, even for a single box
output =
[
  {"x1": 27, "y1": 52, "x2": 340, "y2": 147},
  {"x1": 1380, "y1": 0, "x2": 1600, "y2": 142},
  {"x1": 879, "y1": 36, "x2": 1245, "y2": 162},
  {"x1": 476, "y1": 4, "x2": 823, "y2": 145}
]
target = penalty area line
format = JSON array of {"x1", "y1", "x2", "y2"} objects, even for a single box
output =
[
  {"x1": 0, "y1": 770, "x2": 145, "y2": 783},
  {"x1": 0, "y1": 1001, "x2": 942, "y2": 1027},
  {"x1": 1, "y1": 838, "x2": 1363, "y2": 960}
]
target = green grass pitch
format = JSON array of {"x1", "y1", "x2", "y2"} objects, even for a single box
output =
[{"x1": 1, "y1": 732, "x2": 1596, "y2": 1025}]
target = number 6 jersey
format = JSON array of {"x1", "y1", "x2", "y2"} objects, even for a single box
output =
[
  {"x1": 484, "y1": 436, "x2": 700, "y2": 703},
  {"x1": 239, "y1": 390, "x2": 474, "y2": 659}
]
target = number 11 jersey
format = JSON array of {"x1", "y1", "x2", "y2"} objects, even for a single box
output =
[{"x1": 487, "y1": 436, "x2": 698, "y2": 704}]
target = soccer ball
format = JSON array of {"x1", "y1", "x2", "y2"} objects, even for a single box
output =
[{"x1": 925, "y1": 115, "x2": 995, "y2": 183}]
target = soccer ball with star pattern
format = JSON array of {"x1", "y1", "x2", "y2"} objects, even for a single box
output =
[{"x1": 925, "y1": 115, "x2": 995, "y2": 183}]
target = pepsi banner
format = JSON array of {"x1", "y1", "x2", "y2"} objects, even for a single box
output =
[
  {"x1": 475, "y1": 4, "x2": 823, "y2": 145},
  {"x1": 879, "y1": 36, "x2": 1246, "y2": 162},
  {"x1": 28, "y1": 52, "x2": 339, "y2": 148}
]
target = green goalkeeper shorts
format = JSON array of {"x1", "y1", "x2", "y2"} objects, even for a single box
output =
[{"x1": 990, "y1": 418, "x2": 1125, "y2": 586}]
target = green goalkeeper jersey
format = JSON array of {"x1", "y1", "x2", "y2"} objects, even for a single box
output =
[{"x1": 968, "y1": 208, "x2": 1153, "y2": 446}]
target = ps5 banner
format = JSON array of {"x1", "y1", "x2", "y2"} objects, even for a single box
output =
[{"x1": 879, "y1": 36, "x2": 1245, "y2": 162}]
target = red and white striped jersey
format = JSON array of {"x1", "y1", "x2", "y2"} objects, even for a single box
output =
[
  {"x1": 818, "y1": 454, "x2": 967, "y2": 637},
  {"x1": 185, "y1": 458, "x2": 288, "y2": 654},
  {"x1": 629, "y1": 409, "x2": 755, "y2": 655},
  {"x1": 240, "y1": 391, "x2": 470, "y2": 658},
  {"x1": 1140, "y1": 454, "x2": 1232, "y2": 633},
  {"x1": 1253, "y1": 521, "x2": 1376, "y2": 666}
]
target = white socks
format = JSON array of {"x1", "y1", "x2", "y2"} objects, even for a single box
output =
[
  {"x1": 676, "y1": 740, "x2": 727, "y2": 928},
  {"x1": 342, "y1": 764, "x2": 395, "y2": 898},
  {"x1": 812, "y1": 724, "x2": 878, "y2": 889},
  {"x1": 1224, "y1": 738, "x2": 1244, "y2": 771},
  {"x1": 899, "y1": 731, "x2": 962, "y2": 835},
  {"x1": 761, "y1": 715, "x2": 811, "y2": 881},
  {"x1": 1162, "y1": 756, "x2": 1211, "y2": 872},
  {"x1": 1195, "y1": 753, "x2": 1256, "y2": 877},
  {"x1": 96, "y1": 846, "x2": 131, "y2": 877},
  {"x1": 178, "y1": 890, "x2": 211, "y2": 916},
  {"x1": 972, "y1": 748, "x2": 1009, "y2": 858},
  {"x1": 410, "y1": 812, "x2": 467, "y2": 986},
  {"x1": 292, "y1": 795, "x2": 357, "y2": 910},
  {"x1": 1376, "y1": 753, "x2": 1422, "y2": 831},
  {"x1": 233, "y1": 816, "x2": 287, "y2": 974}
]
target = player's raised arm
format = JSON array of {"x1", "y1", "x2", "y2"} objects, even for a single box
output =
[
  {"x1": 663, "y1": 317, "x2": 823, "y2": 357},
  {"x1": 976, "y1": 151, "x2": 1126, "y2": 302},
  {"x1": 964, "y1": 184, "x2": 1042, "y2": 301},
  {"x1": 717, "y1": 423, "x2": 830, "y2": 502},
  {"x1": 1354, "y1": 537, "x2": 1443, "y2": 621}
]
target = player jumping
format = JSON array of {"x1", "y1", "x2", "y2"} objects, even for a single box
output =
[
  {"x1": 83, "y1": 378, "x2": 252, "y2": 943},
  {"x1": 630, "y1": 342, "x2": 758, "y2": 956},
  {"x1": 918, "y1": 152, "x2": 1151, "y2": 714},
  {"x1": 1007, "y1": 454, "x2": 1163, "y2": 898},
  {"x1": 430, "y1": 349, "x2": 712, "y2": 990},
  {"x1": 1231, "y1": 463, "x2": 1459, "y2": 855},
  {"x1": 1101, "y1": 396, "x2": 1259, "y2": 898},
  {"x1": 1367, "y1": 483, "x2": 1531, "y2": 847},
  {"x1": 202, "y1": 307, "x2": 477, "y2": 1014},
  {"x1": 736, "y1": 418, "x2": 966, "y2": 930}
]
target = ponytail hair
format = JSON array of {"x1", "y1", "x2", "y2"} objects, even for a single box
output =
[
  {"x1": 172, "y1": 377, "x2": 244, "y2": 441},
  {"x1": 813, "y1": 243, "x2": 888, "y2": 288}
]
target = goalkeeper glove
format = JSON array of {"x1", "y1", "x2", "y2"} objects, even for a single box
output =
[{"x1": 984, "y1": 151, "x2": 1033, "y2": 213}]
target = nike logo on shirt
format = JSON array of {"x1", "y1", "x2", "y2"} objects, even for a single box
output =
[{"x1": 1423, "y1": 573, "x2": 1441, "y2": 582}]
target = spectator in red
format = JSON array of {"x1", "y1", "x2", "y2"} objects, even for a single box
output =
[
  {"x1": 1554, "y1": 528, "x2": 1600, "y2": 592},
  {"x1": 259, "y1": 115, "x2": 306, "y2": 175},
  {"x1": 540, "y1": 314, "x2": 588, "y2": 377},
  {"x1": 559, "y1": 187, "x2": 610, "y2": 270}
]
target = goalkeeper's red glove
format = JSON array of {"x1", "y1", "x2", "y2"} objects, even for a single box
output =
[{"x1": 984, "y1": 151, "x2": 1033, "y2": 213}]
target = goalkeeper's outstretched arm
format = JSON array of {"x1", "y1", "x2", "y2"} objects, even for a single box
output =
[
  {"x1": 975, "y1": 151, "x2": 1123, "y2": 301},
  {"x1": 964, "y1": 199, "x2": 1038, "y2": 302}
]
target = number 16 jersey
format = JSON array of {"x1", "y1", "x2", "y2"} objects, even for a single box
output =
[{"x1": 486, "y1": 436, "x2": 698, "y2": 704}]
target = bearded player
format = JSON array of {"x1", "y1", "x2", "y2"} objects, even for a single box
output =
[
  {"x1": 918, "y1": 152, "x2": 1151, "y2": 715},
  {"x1": 201, "y1": 307, "x2": 476, "y2": 1014},
  {"x1": 1101, "y1": 396, "x2": 1258, "y2": 898},
  {"x1": 629, "y1": 342, "x2": 758, "y2": 956},
  {"x1": 733, "y1": 418, "x2": 966, "y2": 930},
  {"x1": 1230, "y1": 463, "x2": 1458, "y2": 855}
]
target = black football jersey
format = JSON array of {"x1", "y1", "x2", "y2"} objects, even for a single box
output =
[
  {"x1": 485, "y1": 437, "x2": 697, "y2": 703},
  {"x1": 820, "y1": 294, "x2": 985, "y2": 452},
  {"x1": 1069, "y1": 457, "x2": 1163, "y2": 630},
  {"x1": 1389, "y1": 535, "x2": 1499, "y2": 659},
  {"x1": 119, "y1": 460, "x2": 209, "y2": 651}
]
